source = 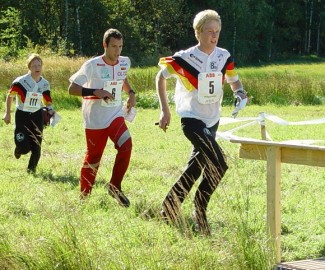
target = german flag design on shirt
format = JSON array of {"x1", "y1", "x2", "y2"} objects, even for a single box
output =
[
  {"x1": 158, "y1": 48, "x2": 238, "y2": 92},
  {"x1": 158, "y1": 56, "x2": 199, "y2": 92},
  {"x1": 9, "y1": 73, "x2": 52, "y2": 110}
]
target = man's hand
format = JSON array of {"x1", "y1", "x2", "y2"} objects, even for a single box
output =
[
  {"x1": 2, "y1": 113, "x2": 11, "y2": 124},
  {"x1": 158, "y1": 111, "x2": 171, "y2": 132},
  {"x1": 94, "y1": 89, "x2": 115, "y2": 102},
  {"x1": 125, "y1": 91, "x2": 136, "y2": 113},
  {"x1": 232, "y1": 89, "x2": 248, "y2": 118}
]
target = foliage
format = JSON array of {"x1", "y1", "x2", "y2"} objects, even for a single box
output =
[
  {"x1": 0, "y1": 0, "x2": 324, "y2": 64},
  {"x1": 0, "y1": 7, "x2": 21, "y2": 60}
]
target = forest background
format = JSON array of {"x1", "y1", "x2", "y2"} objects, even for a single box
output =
[{"x1": 0, "y1": 0, "x2": 325, "y2": 66}]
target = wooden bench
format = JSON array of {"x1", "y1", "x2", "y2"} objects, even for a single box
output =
[
  {"x1": 277, "y1": 257, "x2": 325, "y2": 270},
  {"x1": 230, "y1": 138, "x2": 325, "y2": 264}
]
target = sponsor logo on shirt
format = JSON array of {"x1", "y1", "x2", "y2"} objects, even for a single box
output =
[
  {"x1": 117, "y1": 71, "x2": 127, "y2": 77},
  {"x1": 100, "y1": 67, "x2": 111, "y2": 79},
  {"x1": 97, "y1": 63, "x2": 105, "y2": 66},
  {"x1": 24, "y1": 80, "x2": 32, "y2": 88},
  {"x1": 186, "y1": 53, "x2": 203, "y2": 69},
  {"x1": 217, "y1": 54, "x2": 224, "y2": 62},
  {"x1": 190, "y1": 54, "x2": 203, "y2": 64},
  {"x1": 205, "y1": 72, "x2": 217, "y2": 78}
]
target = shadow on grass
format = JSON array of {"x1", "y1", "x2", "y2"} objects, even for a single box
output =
[{"x1": 38, "y1": 171, "x2": 79, "y2": 187}]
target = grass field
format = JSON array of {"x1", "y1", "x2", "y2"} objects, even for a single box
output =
[{"x1": 0, "y1": 103, "x2": 324, "y2": 269}]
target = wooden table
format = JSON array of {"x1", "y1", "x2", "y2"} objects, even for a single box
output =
[{"x1": 230, "y1": 138, "x2": 325, "y2": 263}]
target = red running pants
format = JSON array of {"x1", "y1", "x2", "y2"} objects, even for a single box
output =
[{"x1": 80, "y1": 117, "x2": 132, "y2": 195}]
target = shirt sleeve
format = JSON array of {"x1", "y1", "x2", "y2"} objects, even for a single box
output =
[
  {"x1": 224, "y1": 56, "x2": 239, "y2": 83},
  {"x1": 41, "y1": 79, "x2": 52, "y2": 106},
  {"x1": 69, "y1": 60, "x2": 92, "y2": 86}
]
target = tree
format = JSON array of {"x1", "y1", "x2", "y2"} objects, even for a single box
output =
[
  {"x1": 0, "y1": 7, "x2": 22, "y2": 57},
  {"x1": 0, "y1": 0, "x2": 324, "y2": 63}
]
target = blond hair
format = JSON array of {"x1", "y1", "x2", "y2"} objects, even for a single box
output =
[
  {"x1": 27, "y1": 53, "x2": 43, "y2": 69},
  {"x1": 193, "y1": 10, "x2": 221, "y2": 41}
]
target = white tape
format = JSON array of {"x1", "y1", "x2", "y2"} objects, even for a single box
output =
[
  {"x1": 217, "y1": 112, "x2": 325, "y2": 145},
  {"x1": 220, "y1": 113, "x2": 325, "y2": 126}
]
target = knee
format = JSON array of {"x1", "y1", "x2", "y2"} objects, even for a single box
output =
[
  {"x1": 118, "y1": 137, "x2": 132, "y2": 153},
  {"x1": 214, "y1": 162, "x2": 228, "y2": 180},
  {"x1": 16, "y1": 143, "x2": 31, "y2": 154},
  {"x1": 19, "y1": 147, "x2": 30, "y2": 155},
  {"x1": 83, "y1": 155, "x2": 101, "y2": 166},
  {"x1": 214, "y1": 153, "x2": 228, "y2": 178}
]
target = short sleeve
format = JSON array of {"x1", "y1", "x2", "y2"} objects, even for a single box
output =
[{"x1": 69, "y1": 60, "x2": 92, "y2": 86}]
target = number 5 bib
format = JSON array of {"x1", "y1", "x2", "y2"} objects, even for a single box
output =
[
  {"x1": 197, "y1": 72, "x2": 223, "y2": 104},
  {"x1": 101, "y1": 80, "x2": 123, "y2": 107}
]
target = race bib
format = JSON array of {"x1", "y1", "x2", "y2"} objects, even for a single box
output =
[
  {"x1": 197, "y1": 72, "x2": 223, "y2": 104},
  {"x1": 23, "y1": 92, "x2": 43, "y2": 112},
  {"x1": 101, "y1": 80, "x2": 123, "y2": 107}
]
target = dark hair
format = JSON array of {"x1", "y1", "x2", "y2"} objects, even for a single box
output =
[{"x1": 103, "y1": 28, "x2": 123, "y2": 46}]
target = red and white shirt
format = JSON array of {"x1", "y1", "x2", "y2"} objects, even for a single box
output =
[{"x1": 69, "y1": 55, "x2": 131, "y2": 129}]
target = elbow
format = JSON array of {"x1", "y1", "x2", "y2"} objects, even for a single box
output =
[
  {"x1": 156, "y1": 70, "x2": 163, "y2": 82},
  {"x1": 68, "y1": 83, "x2": 78, "y2": 96},
  {"x1": 156, "y1": 71, "x2": 165, "y2": 91},
  {"x1": 68, "y1": 84, "x2": 73, "y2": 95}
]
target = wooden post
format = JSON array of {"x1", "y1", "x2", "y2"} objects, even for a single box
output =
[
  {"x1": 260, "y1": 119, "x2": 267, "y2": 140},
  {"x1": 266, "y1": 146, "x2": 282, "y2": 262},
  {"x1": 259, "y1": 112, "x2": 267, "y2": 140}
]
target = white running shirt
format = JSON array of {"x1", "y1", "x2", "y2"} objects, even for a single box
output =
[
  {"x1": 160, "y1": 46, "x2": 239, "y2": 127},
  {"x1": 10, "y1": 73, "x2": 51, "y2": 112},
  {"x1": 69, "y1": 56, "x2": 131, "y2": 129}
]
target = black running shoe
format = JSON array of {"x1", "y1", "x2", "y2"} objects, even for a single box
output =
[{"x1": 108, "y1": 185, "x2": 130, "y2": 207}]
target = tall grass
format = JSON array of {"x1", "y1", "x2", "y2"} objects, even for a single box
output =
[
  {"x1": 1, "y1": 57, "x2": 324, "y2": 110},
  {"x1": 0, "y1": 104, "x2": 324, "y2": 269},
  {"x1": 238, "y1": 64, "x2": 325, "y2": 105}
]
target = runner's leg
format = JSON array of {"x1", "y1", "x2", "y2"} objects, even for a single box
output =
[
  {"x1": 80, "y1": 128, "x2": 109, "y2": 195},
  {"x1": 108, "y1": 117, "x2": 132, "y2": 190}
]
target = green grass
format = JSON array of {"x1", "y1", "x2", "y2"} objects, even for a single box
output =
[
  {"x1": 1, "y1": 57, "x2": 325, "y2": 108},
  {"x1": 238, "y1": 63, "x2": 325, "y2": 105},
  {"x1": 0, "y1": 56, "x2": 325, "y2": 268},
  {"x1": 0, "y1": 104, "x2": 324, "y2": 269}
]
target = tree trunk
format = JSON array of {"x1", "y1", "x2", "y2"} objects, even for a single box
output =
[
  {"x1": 76, "y1": 4, "x2": 83, "y2": 55},
  {"x1": 65, "y1": 0, "x2": 68, "y2": 39},
  {"x1": 307, "y1": 0, "x2": 313, "y2": 54},
  {"x1": 304, "y1": 0, "x2": 308, "y2": 53},
  {"x1": 316, "y1": 1, "x2": 323, "y2": 56}
]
